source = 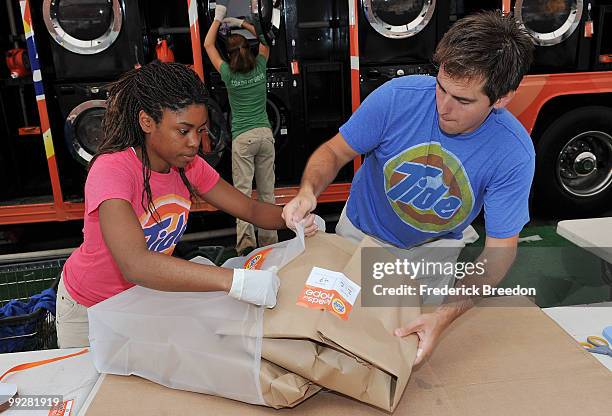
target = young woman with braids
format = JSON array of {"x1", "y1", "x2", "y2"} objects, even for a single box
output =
[
  {"x1": 204, "y1": 4, "x2": 277, "y2": 256},
  {"x1": 55, "y1": 61, "x2": 318, "y2": 348}
]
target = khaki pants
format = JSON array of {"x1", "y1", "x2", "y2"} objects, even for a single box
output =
[
  {"x1": 56, "y1": 275, "x2": 90, "y2": 348},
  {"x1": 232, "y1": 127, "x2": 278, "y2": 253},
  {"x1": 335, "y1": 203, "x2": 478, "y2": 305}
]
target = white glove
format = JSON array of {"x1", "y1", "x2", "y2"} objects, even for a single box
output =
[
  {"x1": 214, "y1": 5, "x2": 227, "y2": 22},
  {"x1": 229, "y1": 268, "x2": 280, "y2": 308},
  {"x1": 223, "y1": 17, "x2": 244, "y2": 28}
]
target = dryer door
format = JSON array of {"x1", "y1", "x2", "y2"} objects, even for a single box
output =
[
  {"x1": 251, "y1": 0, "x2": 283, "y2": 45},
  {"x1": 65, "y1": 100, "x2": 106, "y2": 165},
  {"x1": 362, "y1": 0, "x2": 437, "y2": 39},
  {"x1": 43, "y1": 0, "x2": 123, "y2": 55},
  {"x1": 515, "y1": 0, "x2": 584, "y2": 46}
]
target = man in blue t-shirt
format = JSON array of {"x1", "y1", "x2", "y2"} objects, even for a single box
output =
[{"x1": 283, "y1": 11, "x2": 535, "y2": 365}]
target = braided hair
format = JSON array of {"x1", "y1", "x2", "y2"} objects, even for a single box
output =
[{"x1": 92, "y1": 61, "x2": 209, "y2": 221}]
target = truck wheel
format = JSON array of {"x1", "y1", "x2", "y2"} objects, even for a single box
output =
[{"x1": 534, "y1": 106, "x2": 612, "y2": 217}]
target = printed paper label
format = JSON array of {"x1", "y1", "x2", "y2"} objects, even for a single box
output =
[{"x1": 296, "y1": 267, "x2": 361, "y2": 320}]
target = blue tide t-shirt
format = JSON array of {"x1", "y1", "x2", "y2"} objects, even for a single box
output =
[{"x1": 339, "y1": 75, "x2": 535, "y2": 248}]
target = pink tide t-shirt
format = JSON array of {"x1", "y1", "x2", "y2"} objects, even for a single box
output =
[{"x1": 63, "y1": 148, "x2": 220, "y2": 307}]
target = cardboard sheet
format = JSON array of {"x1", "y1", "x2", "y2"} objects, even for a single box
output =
[{"x1": 85, "y1": 296, "x2": 612, "y2": 415}]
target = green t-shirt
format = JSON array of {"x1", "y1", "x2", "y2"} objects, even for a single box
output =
[{"x1": 220, "y1": 55, "x2": 271, "y2": 139}]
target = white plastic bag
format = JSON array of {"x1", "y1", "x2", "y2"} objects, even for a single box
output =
[
  {"x1": 88, "y1": 217, "x2": 325, "y2": 405},
  {"x1": 222, "y1": 215, "x2": 325, "y2": 271},
  {"x1": 88, "y1": 287, "x2": 266, "y2": 404}
]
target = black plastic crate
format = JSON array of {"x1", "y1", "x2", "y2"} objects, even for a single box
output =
[
  {"x1": 0, "y1": 258, "x2": 65, "y2": 306},
  {"x1": 0, "y1": 308, "x2": 57, "y2": 353},
  {"x1": 0, "y1": 258, "x2": 65, "y2": 353}
]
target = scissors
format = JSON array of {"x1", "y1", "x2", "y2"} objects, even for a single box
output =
[{"x1": 580, "y1": 336, "x2": 612, "y2": 357}]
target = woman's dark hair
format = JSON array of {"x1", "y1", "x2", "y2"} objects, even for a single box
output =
[
  {"x1": 227, "y1": 34, "x2": 256, "y2": 73},
  {"x1": 92, "y1": 60, "x2": 209, "y2": 221},
  {"x1": 432, "y1": 11, "x2": 534, "y2": 104}
]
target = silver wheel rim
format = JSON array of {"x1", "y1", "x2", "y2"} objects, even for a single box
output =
[
  {"x1": 362, "y1": 0, "x2": 436, "y2": 39},
  {"x1": 556, "y1": 130, "x2": 612, "y2": 197},
  {"x1": 515, "y1": 0, "x2": 583, "y2": 46},
  {"x1": 43, "y1": 0, "x2": 123, "y2": 55}
]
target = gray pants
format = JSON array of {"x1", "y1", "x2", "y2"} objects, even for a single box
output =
[{"x1": 232, "y1": 127, "x2": 278, "y2": 253}]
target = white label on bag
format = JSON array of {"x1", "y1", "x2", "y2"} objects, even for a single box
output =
[{"x1": 297, "y1": 267, "x2": 361, "y2": 320}]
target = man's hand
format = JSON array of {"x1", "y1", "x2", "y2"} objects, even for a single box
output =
[
  {"x1": 394, "y1": 311, "x2": 450, "y2": 366},
  {"x1": 301, "y1": 214, "x2": 322, "y2": 237},
  {"x1": 282, "y1": 190, "x2": 317, "y2": 230},
  {"x1": 223, "y1": 17, "x2": 244, "y2": 28}
]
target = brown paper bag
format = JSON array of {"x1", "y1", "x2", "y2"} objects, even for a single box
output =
[
  {"x1": 262, "y1": 232, "x2": 420, "y2": 411},
  {"x1": 259, "y1": 359, "x2": 321, "y2": 408}
]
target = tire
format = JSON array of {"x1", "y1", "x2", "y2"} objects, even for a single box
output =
[{"x1": 534, "y1": 106, "x2": 612, "y2": 217}]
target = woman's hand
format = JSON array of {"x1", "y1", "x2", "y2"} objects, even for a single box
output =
[
  {"x1": 213, "y1": 2, "x2": 227, "y2": 22},
  {"x1": 229, "y1": 268, "x2": 281, "y2": 308},
  {"x1": 223, "y1": 17, "x2": 244, "y2": 28}
]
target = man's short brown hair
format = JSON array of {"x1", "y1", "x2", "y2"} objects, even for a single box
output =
[{"x1": 432, "y1": 11, "x2": 534, "y2": 104}]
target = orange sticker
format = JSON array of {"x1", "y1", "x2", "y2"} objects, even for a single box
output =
[
  {"x1": 584, "y1": 20, "x2": 594, "y2": 38},
  {"x1": 296, "y1": 267, "x2": 360, "y2": 320},
  {"x1": 49, "y1": 400, "x2": 73, "y2": 416},
  {"x1": 243, "y1": 247, "x2": 273, "y2": 270}
]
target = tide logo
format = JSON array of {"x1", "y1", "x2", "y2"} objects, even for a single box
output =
[
  {"x1": 384, "y1": 143, "x2": 473, "y2": 233},
  {"x1": 331, "y1": 298, "x2": 346, "y2": 315},
  {"x1": 243, "y1": 248, "x2": 272, "y2": 270},
  {"x1": 140, "y1": 195, "x2": 191, "y2": 255}
]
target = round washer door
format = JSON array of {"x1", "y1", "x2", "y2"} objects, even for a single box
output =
[
  {"x1": 43, "y1": 0, "x2": 123, "y2": 55},
  {"x1": 65, "y1": 100, "x2": 107, "y2": 165},
  {"x1": 266, "y1": 98, "x2": 290, "y2": 154},
  {"x1": 362, "y1": 0, "x2": 437, "y2": 39},
  {"x1": 515, "y1": 0, "x2": 583, "y2": 46},
  {"x1": 266, "y1": 98, "x2": 280, "y2": 138}
]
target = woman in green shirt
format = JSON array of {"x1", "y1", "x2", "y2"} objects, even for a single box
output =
[{"x1": 204, "y1": 5, "x2": 277, "y2": 255}]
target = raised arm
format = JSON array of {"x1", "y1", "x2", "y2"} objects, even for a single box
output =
[
  {"x1": 243, "y1": 20, "x2": 270, "y2": 60},
  {"x1": 223, "y1": 18, "x2": 270, "y2": 61},
  {"x1": 203, "y1": 8, "x2": 226, "y2": 71}
]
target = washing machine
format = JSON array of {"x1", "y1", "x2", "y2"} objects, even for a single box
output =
[
  {"x1": 360, "y1": 63, "x2": 436, "y2": 100},
  {"x1": 54, "y1": 83, "x2": 109, "y2": 166},
  {"x1": 35, "y1": 0, "x2": 144, "y2": 80},
  {"x1": 513, "y1": 0, "x2": 591, "y2": 72},
  {"x1": 358, "y1": 0, "x2": 451, "y2": 66},
  {"x1": 202, "y1": 0, "x2": 287, "y2": 70},
  {"x1": 54, "y1": 81, "x2": 229, "y2": 171}
]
